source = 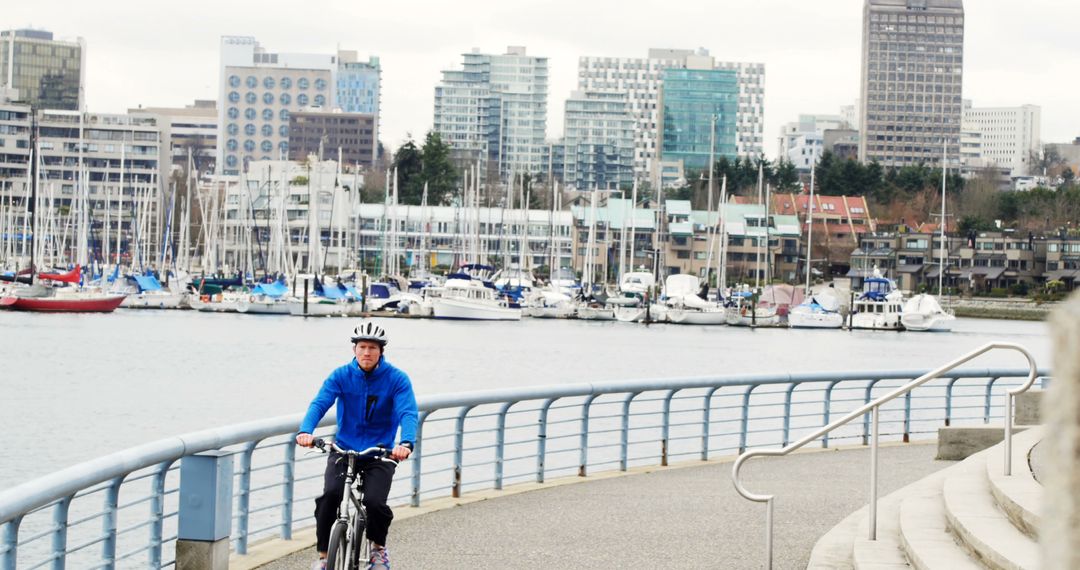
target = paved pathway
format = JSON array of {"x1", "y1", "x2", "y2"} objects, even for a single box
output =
[{"x1": 262, "y1": 443, "x2": 949, "y2": 570}]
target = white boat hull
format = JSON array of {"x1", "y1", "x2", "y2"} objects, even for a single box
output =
[
  {"x1": 432, "y1": 297, "x2": 521, "y2": 321},
  {"x1": 849, "y1": 312, "x2": 904, "y2": 330},
  {"x1": 188, "y1": 296, "x2": 240, "y2": 313},
  {"x1": 524, "y1": 304, "x2": 576, "y2": 319},
  {"x1": 667, "y1": 308, "x2": 727, "y2": 325},
  {"x1": 236, "y1": 298, "x2": 292, "y2": 315},
  {"x1": 576, "y1": 306, "x2": 616, "y2": 321},
  {"x1": 121, "y1": 292, "x2": 186, "y2": 310},
  {"x1": 287, "y1": 300, "x2": 350, "y2": 317},
  {"x1": 787, "y1": 311, "x2": 844, "y2": 329},
  {"x1": 725, "y1": 307, "x2": 780, "y2": 327},
  {"x1": 901, "y1": 311, "x2": 955, "y2": 332}
]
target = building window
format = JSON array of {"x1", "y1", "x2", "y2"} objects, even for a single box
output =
[
  {"x1": 244, "y1": 140, "x2": 255, "y2": 152},
  {"x1": 262, "y1": 109, "x2": 274, "y2": 121},
  {"x1": 226, "y1": 155, "x2": 238, "y2": 168},
  {"x1": 245, "y1": 92, "x2": 257, "y2": 104},
  {"x1": 244, "y1": 108, "x2": 256, "y2": 120},
  {"x1": 280, "y1": 77, "x2": 292, "y2": 90},
  {"x1": 280, "y1": 93, "x2": 291, "y2": 105},
  {"x1": 263, "y1": 76, "x2": 275, "y2": 89},
  {"x1": 261, "y1": 140, "x2": 273, "y2": 153},
  {"x1": 315, "y1": 78, "x2": 327, "y2": 91},
  {"x1": 279, "y1": 109, "x2": 290, "y2": 121},
  {"x1": 261, "y1": 124, "x2": 272, "y2": 137},
  {"x1": 298, "y1": 94, "x2": 309, "y2": 106},
  {"x1": 298, "y1": 77, "x2": 310, "y2": 90},
  {"x1": 226, "y1": 139, "x2": 238, "y2": 151},
  {"x1": 228, "y1": 91, "x2": 240, "y2": 103},
  {"x1": 228, "y1": 75, "x2": 240, "y2": 88},
  {"x1": 245, "y1": 76, "x2": 257, "y2": 89},
  {"x1": 227, "y1": 107, "x2": 239, "y2": 119},
  {"x1": 279, "y1": 125, "x2": 289, "y2": 137},
  {"x1": 279, "y1": 141, "x2": 289, "y2": 152},
  {"x1": 263, "y1": 92, "x2": 274, "y2": 105},
  {"x1": 227, "y1": 123, "x2": 239, "y2": 136},
  {"x1": 244, "y1": 124, "x2": 256, "y2": 136},
  {"x1": 314, "y1": 94, "x2": 326, "y2": 106}
]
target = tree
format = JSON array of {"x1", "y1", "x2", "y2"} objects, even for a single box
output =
[
  {"x1": 1062, "y1": 167, "x2": 1075, "y2": 185},
  {"x1": 774, "y1": 159, "x2": 800, "y2": 192},
  {"x1": 390, "y1": 137, "x2": 423, "y2": 204},
  {"x1": 420, "y1": 131, "x2": 458, "y2": 205}
]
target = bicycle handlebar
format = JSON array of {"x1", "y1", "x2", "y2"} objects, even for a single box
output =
[{"x1": 312, "y1": 438, "x2": 399, "y2": 464}]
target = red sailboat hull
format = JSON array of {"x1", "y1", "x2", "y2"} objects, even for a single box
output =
[{"x1": 0, "y1": 294, "x2": 127, "y2": 313}]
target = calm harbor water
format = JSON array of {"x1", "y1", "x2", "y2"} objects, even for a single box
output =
[{"x1": 0, "y1": 310, "x2": 1051, "y2": 490}]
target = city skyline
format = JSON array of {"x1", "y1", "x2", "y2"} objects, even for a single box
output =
[{"x1": 5, "y1": 0, "x2": 1077, "y2": 159}]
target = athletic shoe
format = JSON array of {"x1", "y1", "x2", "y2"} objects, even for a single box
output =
[
  {"x1": 311, "y1": 559, "x2": 326, "y2": 570},
  {"x1": 368, "y1": 547, "x2": 390, "y2": 569}
]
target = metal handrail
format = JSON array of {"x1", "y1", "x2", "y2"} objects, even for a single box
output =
[
  {"x1": 0, "y1": 365, "x2": 1044, "y2": 569},
  {"x1": 731, "y1": 342, "x2": 1040, "y2": 570}
]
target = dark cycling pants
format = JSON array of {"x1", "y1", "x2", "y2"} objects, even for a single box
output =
[{"x1": 314, "y1": 452, "x2": 397, "y2": 551}]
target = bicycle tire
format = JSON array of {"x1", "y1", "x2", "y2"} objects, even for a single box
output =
[
  {"x1": 354, "y1": 516, "x2": 368, "y2": 568},
  {"x1": 326, "y1": 520, "x2": 350, "y2": 570}
]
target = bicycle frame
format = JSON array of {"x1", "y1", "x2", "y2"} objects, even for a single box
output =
[{"x1": 334, "y1": 453, "x2": 368, "y2": 569}]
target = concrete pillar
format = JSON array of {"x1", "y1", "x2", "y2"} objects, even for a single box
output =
[
  {"x1": 177, "y1": 451, "x2": 234, "y2": 570},
  {"x1": 1042, "y1": 292, "x2": 1080, "y2": 569}
]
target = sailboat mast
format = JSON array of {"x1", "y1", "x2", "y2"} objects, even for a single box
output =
[
  {"x1": 938, "y1": 141, "x2": 947, "y2": 297},
  {"x1": 805, "y1": 165, "x2": 816, "y2": 296}
]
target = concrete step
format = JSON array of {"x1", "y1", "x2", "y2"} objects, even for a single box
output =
[
  {"x1": 985, "y1": 426, "x2": 1043, "y2": 539},
  {"x1": 942, "y1": 449, "x2": 1040, "y2": 570},
  {"x1": 851, "y1": 488, "x2": 907, "y2": 570},
  {"x1": 898, "y1": 472, "x2": 982, "y2": 570}
]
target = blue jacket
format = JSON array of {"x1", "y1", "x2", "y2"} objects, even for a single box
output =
[{"x1": 299, "y1": 356, "x2": 418, "y2": 451}]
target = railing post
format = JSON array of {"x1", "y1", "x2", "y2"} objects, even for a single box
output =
[
  {"x1": 782, "y1": 384, "x2": 796, "y2": 447},
  {"x1": 579, "y1": 395, "x2": 598, "y2": 477},
  {"x1": 281, "y1": 439, "x2": 296, "y2": 540},
  {"x1": 661, "y1": 390, "x2": 676, "y2": 466},
  {"x1": 945, "y1": 377, "x2": 959, "y2": 426},
  {"x1": 177, "y1": 451, "x2": 234, "y2": 570},
  {"x1": 822, "y1": 381, "x2": 839, "y2": 448},
  {"x1": 869, "y1": 405, "x2": 880, "y2": 540},
  {"x1": 537, "y1": 399, "x2": 556, "y2": 484},
  {"x1": 1, "y1": 516, "x2": 23, "y2": 570},
  {"x1": 452, "y1": 406, "x2": 473, "y2": 498},
  {"x1": 1005, "y1": 392, "x2": 1015, "y2": 476},
  {"x1": 984, "y1": 376, "x2": 1001, "y2": 423},
  {"x1": 235, "y1": 441, "x2": 257, "y2": 555},
  {"x1": 50, "y1": 496, "x2": 72, "y2": 570},
  {"x1": 620, "y1": 392, "x2": 639, "y2": 472},
  {"x1": 862, "y1": 379, "x2": 880, "y2": 445},
  {"x1": 739, "y1": 385, "x2": 757, "y2": 454},
  {"x1": 101, "y1": 476, "x2": 123, "y2": 569},
  {"x1": 494, "y1": 402, "x2": 514, "y2": 490},
  {"x1": 701, "y1": 387, "x2": 720, "y2": 461},
  {"x1": 410, "y1": 411, "x2": 429, "y2": 507},
  {"x1": 903, "y1": 390, "x2": 912, "y2": 443},
  {"x1": 149, "y1": 461, "x2": 171, "y2": 569}
]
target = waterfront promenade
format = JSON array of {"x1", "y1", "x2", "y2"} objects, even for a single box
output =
[{"x1": 260, "y1": 442, "x2": 949, "y2": 570}]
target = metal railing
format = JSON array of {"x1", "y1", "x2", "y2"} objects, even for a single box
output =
[
  {"x1": 0, "y1": 364, "x2": 1048, "y2": 569},
  {"x1": 732, "y1": 342, "x2": 1041, "y2": 569}
]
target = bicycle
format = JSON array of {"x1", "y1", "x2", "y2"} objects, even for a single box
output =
[{"x1": 313, "y1": 438, "x2": 398, "y2": 570}]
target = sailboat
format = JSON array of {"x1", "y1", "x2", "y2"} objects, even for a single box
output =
[
  {"x1": 902, "y1": 143, "x2": 956, "y2": 332},
  {"x1": 726, "y1": 164, "x2": 779, "y2": 327},
  {"x1": 788, "y1": 164, "x2": 843, "y2": 329}
]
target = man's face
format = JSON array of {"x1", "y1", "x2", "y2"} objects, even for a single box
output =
[{"x1": 354, "y1": 340, "x2": 382, "y2": 371}]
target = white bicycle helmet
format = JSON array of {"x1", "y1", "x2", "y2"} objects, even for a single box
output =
[{"x1": 350, "y1": 321, "x2": 388, "y2": 346}]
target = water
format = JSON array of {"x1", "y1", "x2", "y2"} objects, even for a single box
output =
[{"x1": 0, "y1": 310, "x2": 1051, "y2": 490}]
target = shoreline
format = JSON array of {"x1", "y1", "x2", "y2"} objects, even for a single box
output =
[{"x1": 946, "y1": 298, "x2": 1056, "y2": 322}]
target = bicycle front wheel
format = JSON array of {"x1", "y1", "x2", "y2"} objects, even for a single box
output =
[{"x1": 326, "y1": 520, "x2": 350, "y2": 570}]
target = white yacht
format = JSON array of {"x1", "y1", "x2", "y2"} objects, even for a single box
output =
[
  {"x1": 236, "y1": 281, "x2": 292, "y2": 315},
  {"x1": 120, "y1": 274, "x2": 186, "y2": 310},
  {"x1": 724, "y1": 289, "x2": 780, "y2": 327},
  {"x1": 523, "y1": 290, "x2": 576, "y2": 319},
  {"x1": 849, "y1": 272, "x2": 905, "y2": 331},
  {"x1": 431, "y1": 277, "x2": 521, "y2": 321},
  {"x1": 901, "y1": 294, "x2": 956, "y2": 332}
]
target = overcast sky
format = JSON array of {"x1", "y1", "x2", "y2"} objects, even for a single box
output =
[{"x1": 9, "y1": 0, "x2": 1078, "y2": 157}]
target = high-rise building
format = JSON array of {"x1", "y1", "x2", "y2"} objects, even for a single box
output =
[
  {"x1": 961, "y1": 103, "x2": 1040, "y2": 176},
  {"x1": 433, "y1": 46, "x2": 549, "y2": 182},
  {"x1": 578, "y1": 48, "x2": 765, "y2": 179},
  {"x1": 336, "y1": 52, "x2": 380, "y2": 164},
  {"x1": 859, "y1": 0, "x2": 965, "y2": 167},
  {"x1": 560, "y1": 91, "x2": 635, "y2": 190},
  {"x1": 288, "y1": 110, "x2": 376, "y2": 167},
  {"x1": 658, "y1": 68, "x2": 739, "y2": 172},
  {"x1": 218, "y1": 36, "x2": 339, "y2": 175},
  {"x1": 0, "y1": 29, "x2": 84, "y2": 111}
]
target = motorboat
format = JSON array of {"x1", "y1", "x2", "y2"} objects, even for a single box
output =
[
  {"x1": 431, "y1": 267, "x2": 522, "y2": 321},
  {"x1": 548, "y1": 267, "x2": 582, "y2": 297},
  {"x1": 849, "y1": 271, "x2": 905, "y2": 331},
  {"x1": 901, "y1": 294, "x2": 956, "y2": 332},
  {"x1": 236, "y1": 280, "x2": 292, "y2": 315}
]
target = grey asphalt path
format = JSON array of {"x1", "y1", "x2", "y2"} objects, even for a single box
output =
[{"x1": 263, "y1": 443, "x2": 950, "y2": 570}]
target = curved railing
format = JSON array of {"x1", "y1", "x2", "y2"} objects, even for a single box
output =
[
  {"x1": 0, "y1": 366, "x2": 1050, "y2": 569},
  {"x1": 732, "y1": 343, "x2": 1041, "y2": 569}
]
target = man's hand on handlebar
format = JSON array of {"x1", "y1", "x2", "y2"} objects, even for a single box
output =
[
  {"x1": 296, "y1": 433, "x2": 316, "y2": 448},
  {"x1": 390, "y1": 445, "x2": 412, "y2": 462}
]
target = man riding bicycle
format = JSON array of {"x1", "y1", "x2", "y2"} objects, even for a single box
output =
[{"x1": 296, "y1": 321, "x2": 418, "y2": 570}]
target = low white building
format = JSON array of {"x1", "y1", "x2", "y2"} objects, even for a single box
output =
[{"x1": 778, "y1": 114, "x2": 848, "y2": 171}]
